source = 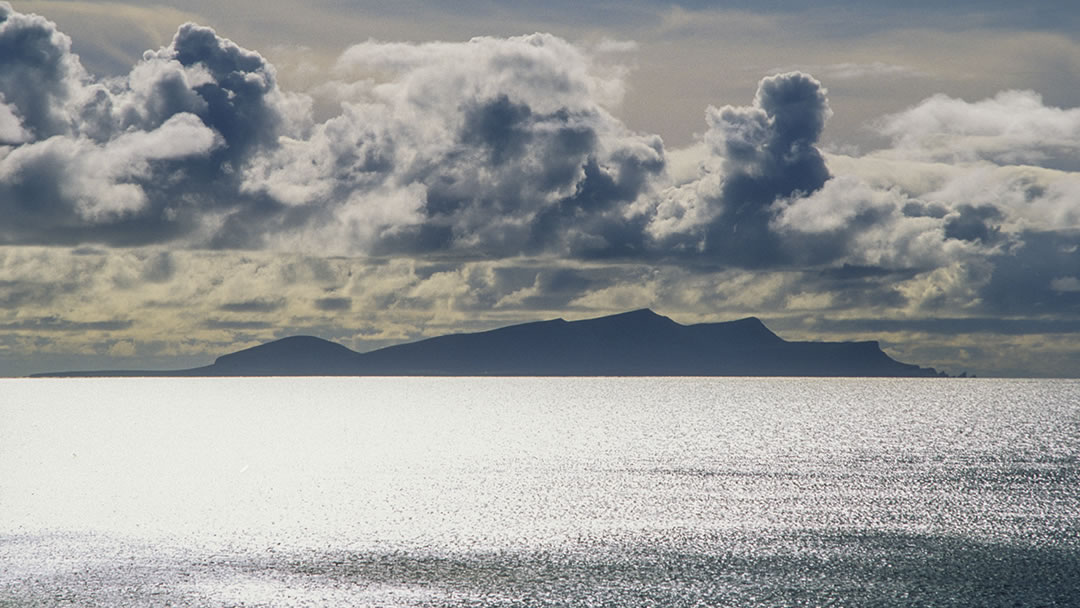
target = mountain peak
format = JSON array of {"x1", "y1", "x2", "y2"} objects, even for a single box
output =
[
  {"x1": 624, "y1": 308, "x2": 664, "y2": 317},
  {"x1": 212, "y1": 334, "x2": 359, "y2": 374},
  {"x1": 576, "y1": 308, "x2": 675, "y2": 325}
]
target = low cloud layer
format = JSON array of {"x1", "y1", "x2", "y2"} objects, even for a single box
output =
[{"x1": 1, "y1": 2, "x2": 1079, "y2": 376}]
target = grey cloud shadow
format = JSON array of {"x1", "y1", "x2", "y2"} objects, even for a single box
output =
[
  {"x1": 219, "y1": 297, "x2": 286, "y2": 313},
  {"x1": 202, "y1": 319, "x2": 274, "y2": 330},
  {"x1": 982, "y1": 230, "x2": 1080, "y2": 316},
  {"x1": 0, "y1": 280, "x2": 77, "y2": 309},
  {"x1": 314, "y1": 296, "x2": 351, "y2": 311},
  {"x1": 0, "y1": 316, "x2": 132, "y2": 331}
]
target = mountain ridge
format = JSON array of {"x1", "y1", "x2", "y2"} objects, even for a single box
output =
[{"x1": 32, "y1": 309, "x2": 946, "y2": 377}]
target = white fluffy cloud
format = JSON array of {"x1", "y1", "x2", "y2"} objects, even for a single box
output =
[
  {"x1": 0, "y1": 5, "x2": 848, "y2": 264},
  {"x1": 2, "y1": 2, "x2": 1080, "y2": 378},
  {"x1": 772, "y1": 87, "x2": 1080, "y2": 320},
  {"x1": 243, "y1": 33, "x2": 667, "y2": 257},
  {"x1": 876, "y1": 90, "x2": 1080, "y2": 168},
  {"x1": 646, "y1": 71, "x2": 833, "y2": 265},
  {"x1": 0, "y1": 113, "x2": 219, "y2": 222},
  {"x1": 2, "y1": 0, "x2": 1078, "y2": 275},
  {"x1": 0, "y1": 8, "x2": 671, "y2": 255},
  {"x1": 785, "y1": 89, "x2": 1080, "y2": 243},
  {"x1": 0, "y1": 5, "x2": 305, "y2": 245}
]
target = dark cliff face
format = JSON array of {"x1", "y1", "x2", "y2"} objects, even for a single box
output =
[{"x1": 32, "y1": 309, "x2": 943, "y2": 377}]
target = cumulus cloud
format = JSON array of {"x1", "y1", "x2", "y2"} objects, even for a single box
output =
[
  {"x1": 2, "y1": 0, "x2": 1080, "y2": 373},
  {"x1": 648, "y1": 71, "x2": 832, "y2": 265},
  {"x1": 0, "y1": 8, "x2": 673, "y2": 257},
  {"x1": 244, "y1": 33, "x2": 666, "y2": 257},
  {"x1": 0, "y1": 4, "x2": 87, "y2": 140},
  {"x1": 875, "y1": 90, "x2": 1080, "y2": 169},
  {"x1": 767, "y1": 86, "x2": 1080, "y2": 321},
  {"x1": 1, "y1": 113, "x2": 219, "y2": 231},
  {"x1": 0, "y1": 5, "x2": 303, "y2": 246},
  {"x1": 0, "y1": 7, "x2": 852, "y2": 268},
  {"x1": 0, "y1": 6, "x2": 869, "y2": 270}
]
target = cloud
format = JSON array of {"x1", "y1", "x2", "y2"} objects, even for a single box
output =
[
  {"x1": 706, "y1": 70, "x2": 833, "y2": 231},
  {"x1": 0, "y1": 8, "x2": 840, "y2": 267},
  {"x1": 219, "y1": 298, "x2": 286, "y2": 313},
  {"x1": 3, "y1": 3, "x2": 1080, "y2": 378},
  {"x1": 875, "y1": 90, "x2": 1080, "y2": 170},
  {"x1": 942, "y1": 204, "x2": 1003, "y2": 244},
  {"x1": 1051, "y1": 276, "x2": 1080, "y2": 293},
  {"x1": 1, "y1": 113, "x2": 219, "y2": 229},
  {"x1": 0, "y1": 98, "x2": 29, "y2": 145},
  {"x1": 980, "y1": 230, "x2": 1080, "y2": 316},
  {"x1": 0, "y1": 3, "x2": 85, "y2": 140},
  {"x1": 203, "y1": 319, "x2": 274, "y2": 330},
  {"x1": 648, "y1": 71, "x2": 832, "y2": 265},
  {"x1": 765, "y1": 86, "x2": 1080, "y2": 323},
  {"x1": 0, "y1": 6, "x2": 871, "y2": 271},
  {"x1": 245, "y1": 33, "x2": 666, "y2": 258},
  {"x1": 314, "y1": 296, "x2": 351, "y2": 311},
  {"x1": 0, "y1": 5, "x2": 304, "y2": 246},
  {"x1": 2, "y1": 3, "x2": 1073, "y2": 273},
  {"x1": 0, "y1": 242, "x2": 1074, "y2": 377},
  {"x1": 0, "y1": 316, "x2": 133, "y2": 332},
  {"x1": 0, "y1": 7, "x2": 674, "y2": 256}
]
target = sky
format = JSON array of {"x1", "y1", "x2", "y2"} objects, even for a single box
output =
[{"x1": 1, "y1": 0, "x2": 1079, "y2": 377}]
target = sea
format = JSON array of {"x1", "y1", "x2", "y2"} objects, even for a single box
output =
[{"x1": 1, "y1": 377, "x2": 1078, "y2": 607}]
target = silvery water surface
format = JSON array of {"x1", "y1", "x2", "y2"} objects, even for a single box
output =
[{"x1": 2, "y1": 377, "x2": 1078, "y2": 607}]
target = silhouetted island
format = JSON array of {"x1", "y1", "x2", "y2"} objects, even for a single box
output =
[{"x1": 34, "y1": 309, "x2": 946, "y2": 377}]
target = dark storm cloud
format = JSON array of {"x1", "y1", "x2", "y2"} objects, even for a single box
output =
[
  {"x1": 766, "y1": 83, "x2": 1080, "y2": 283},
  {"x1": 460, "y1": 95, "x2": 534, "y2": 167},
  {"x1": 165, "y1": 24, "x2": 286, "y2": 157}
]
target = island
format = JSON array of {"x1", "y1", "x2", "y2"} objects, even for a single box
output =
[{"x1": 33, "y1": 309, "x2": 945, "y2": 377}]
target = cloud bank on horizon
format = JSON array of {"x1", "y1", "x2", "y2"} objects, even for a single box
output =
[{"x1": 0, "y1": 2, "x2": 1078, "y2": 376}]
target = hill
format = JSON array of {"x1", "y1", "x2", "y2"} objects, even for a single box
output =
[{"x1": 33, "y1": 309, "x2": 944, "y2": 377}]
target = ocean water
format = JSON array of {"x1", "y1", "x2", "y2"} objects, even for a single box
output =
[{"x1": 1, "y1": 377, "x2": 1078, "y2": 607}]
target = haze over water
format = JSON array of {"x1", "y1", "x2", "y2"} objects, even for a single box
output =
[{"x1": 2, "y1": 377, "x2": 1079, "y2": 606}]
